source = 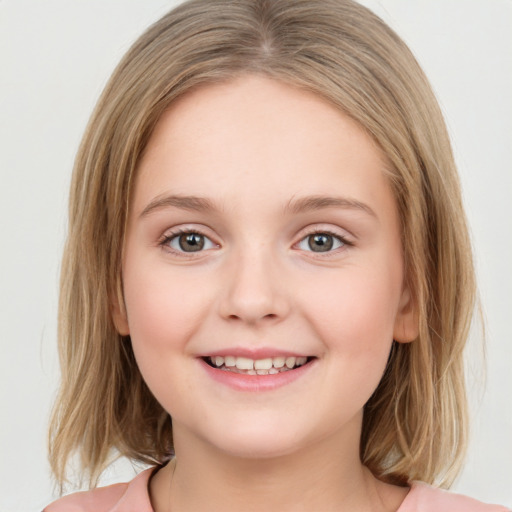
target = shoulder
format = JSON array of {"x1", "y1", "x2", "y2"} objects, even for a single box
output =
[
  {"x1": 399, "y1": 481, "x2": 510, "y2": 512},
  {"x1": 43, "y1": 467, "x2": 156, "y2": 512}
]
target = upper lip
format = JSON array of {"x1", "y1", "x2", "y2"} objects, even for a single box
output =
[{"x1": 198, "y1": 347, "x2": 313, "y2": 359}]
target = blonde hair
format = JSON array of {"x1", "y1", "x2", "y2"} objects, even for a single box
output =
[{"x1": 49, "y1": 0, "x2": 476, "y2": 489}]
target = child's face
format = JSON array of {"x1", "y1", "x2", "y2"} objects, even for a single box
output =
[{"x1": 114, "y1": 75, "x2": 417, "y2": 460}]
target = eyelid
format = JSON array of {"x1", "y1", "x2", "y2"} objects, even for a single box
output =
[
  {"x1": 298, "y1": 224, "x2": 353, "y2": 241},
  {"x1": 156, "y1": 223, "x2": 353, "y2": 258},
  {"x1": 158, "y1": 225, "x2": 220, "y2": 257},
  {"x1": 293, "y1": 225, "x2": 354, "y2": 254}
]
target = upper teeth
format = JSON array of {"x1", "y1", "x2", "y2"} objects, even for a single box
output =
[{"x1": 210, "y1": 355, "x2": 308, "y2": 372}]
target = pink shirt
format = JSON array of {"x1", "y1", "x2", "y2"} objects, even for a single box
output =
[{"x1": 44, "y1": 468, "x2": 509, "y2": 512}]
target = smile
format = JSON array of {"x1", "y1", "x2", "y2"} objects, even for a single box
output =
[
  {"x1": 199, "y1": 350, "x2": 317, "y2": 391},
  {"x1": 205, "y1": 355, "x2": 312, "y2": 375}
]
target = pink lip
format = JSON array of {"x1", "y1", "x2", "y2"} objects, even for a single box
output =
[
  {"x1": 199, "y1": 347, "x2": 310, "y2": 359},
  {"x1": 198, "y1": 357, "x2": 316, "y2": 392}
]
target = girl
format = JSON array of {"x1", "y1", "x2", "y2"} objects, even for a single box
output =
[{"x1": 44, "y1": 0, "x2": 509, "y2": 510}]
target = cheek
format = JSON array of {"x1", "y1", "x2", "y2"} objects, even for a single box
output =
[
  {"x1": 122, "y1": 262, "x2": 211, "y2": 379},
  {"x1": 305, "y1": 264, "x2": 401, "y2": 359},
  {"x1": 122, "y1": 267, "x2": 212, "y2": 414}
]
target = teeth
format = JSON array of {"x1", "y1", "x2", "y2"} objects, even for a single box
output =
[
  {"x1": 272, "y1": 356, "x2": 285, "y2": 368},
  {"x1": 285, "y1": 357, "x2": 296, "y2": 369},
  {"x1": 235, "y1": 357, "x2": 254, "y2": 370},
  {"x1": 224, "y1": 356, "x2": 236, "y2": 367},
  {"x1": 208, "y1": 355, "x2": 310, "y2": 373},
  {"x1": 254, "y1": 358, "x2": 272, "y2": 370}
]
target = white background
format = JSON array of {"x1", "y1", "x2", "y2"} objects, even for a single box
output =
[{"x1": 0, "y1": 1, "x2": 510, "y2": 510}]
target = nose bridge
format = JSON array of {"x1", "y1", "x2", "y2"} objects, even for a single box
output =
[{"x1": 219, "y1": 239, "x2": 289, "y2": 324}]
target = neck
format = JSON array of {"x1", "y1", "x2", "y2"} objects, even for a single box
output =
[{"x1": 150, "y1": 419, "x2": 408, "y2": 512}]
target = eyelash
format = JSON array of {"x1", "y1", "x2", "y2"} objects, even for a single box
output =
[
  {"x1": 158, "y1": 227, "x2": 353, "y2": 258},
  {"x1": 297, "y1": 228, "x2": 353, "y2": 256},
  {"x1": 158, "y1": 228, "x2": 217, "y2": 258}
]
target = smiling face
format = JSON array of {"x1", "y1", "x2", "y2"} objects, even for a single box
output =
[{"x1": 113, "y1": 75, "x2": 417, "y2": 461}]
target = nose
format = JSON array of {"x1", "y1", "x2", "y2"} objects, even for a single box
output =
[{"x1": 218, "y1": 247, "x2": 290, "y2": 325}]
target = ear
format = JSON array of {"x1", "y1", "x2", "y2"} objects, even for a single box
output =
[
  {"x1": 111, "y1": 293, "x2": 130, "y2": 336},
  {"x1": 393, "y1": 285, "x2": 419, "y2": 343}
]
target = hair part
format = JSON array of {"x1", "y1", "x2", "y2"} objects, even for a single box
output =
[{"x1": 49, "y1": 0, "x2": 476, "y2": 489}]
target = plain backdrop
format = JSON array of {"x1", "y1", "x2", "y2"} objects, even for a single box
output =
[{"x1": 0, "y1": 1, "x2": 511, "y2": 510}]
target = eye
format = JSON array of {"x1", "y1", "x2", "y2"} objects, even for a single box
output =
[
  {"x1": 297, "y1": 232, "x2": 346, "y2": 253},
  {"x1": 164, "y1": 231, "x2": 216, "y2": 253}
]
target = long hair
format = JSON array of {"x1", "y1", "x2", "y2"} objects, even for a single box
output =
[{"x1": 49, "y1": 0, "x2": 476, "y2": 488}]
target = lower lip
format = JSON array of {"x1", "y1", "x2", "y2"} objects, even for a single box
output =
[{"x1": 199, "y1": 359, "x2": 315, "y2": 392}]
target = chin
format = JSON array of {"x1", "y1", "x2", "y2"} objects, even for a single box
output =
[
  {"x1": 216, "y1": 439, "x2": 303, "y2": 461},
  {"x1": 199, "y1": 416, "x2": 312, "y2": 460}
]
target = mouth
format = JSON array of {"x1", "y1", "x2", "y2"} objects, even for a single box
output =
[{"x1": 202, "y1": 355, "x2": 315, "y2": 375}]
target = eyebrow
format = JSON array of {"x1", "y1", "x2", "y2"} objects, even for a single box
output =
[
  {"x1": 140, "y1": 194, "x2": 217, "y2": 218},
  {"x1": 285, "y1": 194, "x2": 377, "y2": 218},
  {"x1": 139, "y1": 193, "x2": 376, "y2": 218}
]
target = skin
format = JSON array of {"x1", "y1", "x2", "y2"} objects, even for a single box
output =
[{"x1": 114, "y1": 74, "x2": 418, "y2": 511}]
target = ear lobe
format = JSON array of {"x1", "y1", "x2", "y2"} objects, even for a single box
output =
[
  {"x1": 393, "y1": 286, "x2": 419, "y2": 343},
  {"x1": 111, "y1": 296, "x2": 130, "y2": 336}
]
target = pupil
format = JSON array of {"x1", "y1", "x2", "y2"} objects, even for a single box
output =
[
  {"x1": 179, "y1": 233, "x2": 204, "y2": 252},
  {"x1": 308, "y1": 234, "x2": 333, "y2": 252}
]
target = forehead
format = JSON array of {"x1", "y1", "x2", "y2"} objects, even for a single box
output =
[{"x1": 134, "y1": 74, "x2": 394, "y2": 219}]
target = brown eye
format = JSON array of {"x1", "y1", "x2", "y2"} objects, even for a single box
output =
[
  {"x1": 166, "y1": 231, "x2": 215, "y2": 253},
  {"x1": 178, "y1": 233, "x2": 205, "y2": 252},
  {"x1": 297, "y1": 232, "x2": 345, "y2": 253}
]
